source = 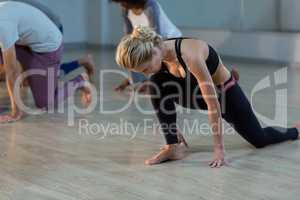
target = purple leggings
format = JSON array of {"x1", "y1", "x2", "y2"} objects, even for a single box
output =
[{"x1": 1, "y1": 44, "x2": 84, "y2": 109}]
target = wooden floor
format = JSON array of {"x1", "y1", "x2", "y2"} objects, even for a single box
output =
[{"x1": 0, "y1": 48, "x2": 300, "y2": 200}]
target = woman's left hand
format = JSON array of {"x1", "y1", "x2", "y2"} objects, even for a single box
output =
[
  {"x1": 0, "y1": 111, "x2": 23, "y2": 123},
  {"x1": 209, "y1": 148, "x2": 227, "y2": 168},
  {"x1": 134, "y1": 81, "x2": 150, "y2": 94}
]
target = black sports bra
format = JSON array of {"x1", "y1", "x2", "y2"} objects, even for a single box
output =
[{"x1": 164, "y1": 37, "x2": 220, "y2": 76}]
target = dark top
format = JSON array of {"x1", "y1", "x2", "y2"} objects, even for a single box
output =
[{"x1": 163, "y1": 38, "x2": 220, "y2": 76}]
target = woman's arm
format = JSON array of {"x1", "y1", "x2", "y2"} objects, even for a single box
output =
[
  {"x1": 189, "y1": 55, "x2": 225, "y2": 168},
  {"x1": 122, "y1": 8, "x2": 133, "y2": 35},
  {"x1": 144, "y1": 0, "x2": 162, "y2": 35},
  {"x1": 1, "y1": 45, "x2": 24, "y2": 123}
]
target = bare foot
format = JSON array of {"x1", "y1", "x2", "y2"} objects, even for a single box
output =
[
  {"x1": 80, "y1": 87, "x2": 92, "y2": 107},
  {"x1": 114, "y1": 78, "x2": 131, "y2": 92},
  {"x1": 80, "y1": 73, "x2": 92, "y2": 107},
  {"x1": 79, "y1": 54, "x2": 96, "y2": 79},
  {"x1": 145, "y1": 143, "x2": 188, "y2": 165},
  {"x1": 177, "y1": 131, "x2": 189, "y2": 148},
  {"x1": 295, "y1": 123, "x2": 300, "y2": 139},
  {"x1": 160, "y1": 131, "x2": 189, "y2": 150}
]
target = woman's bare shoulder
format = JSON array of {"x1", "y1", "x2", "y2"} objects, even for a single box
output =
[{"x1": 182, "y1": 39, "x2": 209, "y2": 62}]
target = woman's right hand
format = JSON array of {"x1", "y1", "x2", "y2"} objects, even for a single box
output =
[
  {"x1": 209, "y1": 147, "x2": 226, "y2": 168},
  {"x1": 0, "y1": 111, "x2": 23, "y2": 123}
]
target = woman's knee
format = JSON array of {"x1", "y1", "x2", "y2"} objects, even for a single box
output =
[
  {"x1": 253, "y1": 142, "x2": 266, "y2": 149},
  {"x1": 245, "y1": 132, "x2": 267, "y2": 148}
]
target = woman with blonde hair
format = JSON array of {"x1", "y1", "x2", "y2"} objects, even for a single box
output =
[{"x1": 116, "y1": 26, "x2": 300, "y2": 168}]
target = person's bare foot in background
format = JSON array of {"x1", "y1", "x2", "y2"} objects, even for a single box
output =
[
  {"x1": 79, "y1": 54, "x2": 96, "y2": 81},
  {"x1": 79, "y1": 73, "x2": 93, "y2": 107}
]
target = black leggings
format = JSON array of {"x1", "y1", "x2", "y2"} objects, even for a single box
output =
[{"x1": 149, "y1": 71, "x2": 298, "y2": 148}]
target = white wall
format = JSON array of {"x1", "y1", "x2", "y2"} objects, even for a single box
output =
[
  {"x1": 183, "y1": 29, "x2": 300, "y2": 63},
  {"x1": 280, "y1": 0, "x2": 300, "y2": 31},
  {"x1": 242, "y1": 0, "x2": 279, "y2": 31},
  {"x1": 156, "y1": 0, "x2": 280, "y2": 31},
  {"x1": 42, "y1": 0, "x2": 122, "y2": 45},
  {"x1": 86, "y1": 0, "x2": 102, "y2": 45},
  {"x1": 156, "y1": 0, "x2": 300, "y2": 63},
  {"x1": 0, "y1": 0, "x2": 89, "y2": 43},
  {"x1": 88, "y1": 1, "x2": 123, "y2": 45},
  {"x1": 157, "y1": 0, "x2": 243, "y2": 30},
  {"x1": 34, "y1": 0, "x2": 88, "y2": 44},
  {"x1": 4, "y1": 0, "x2": 300, "y2": 63}
]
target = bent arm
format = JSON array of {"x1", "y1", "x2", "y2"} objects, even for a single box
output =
[
  {"x1": 122, "y1": 8, "x2": 133, "y2": 35},
  {"x1": 145, "y1": 0, "x2": 162, "y2": 35}
]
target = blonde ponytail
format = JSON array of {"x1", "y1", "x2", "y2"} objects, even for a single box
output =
[{"x1": 116, "y1": 25, "x2": 162, "y2": 70}]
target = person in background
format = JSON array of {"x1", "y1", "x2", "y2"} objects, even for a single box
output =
[
  {"x1": 112, "y1": 0, "x2": 182, "y2": 92},
  {"x1": 7, "y1": 0, "x2": 95, "y2": 80},
  {"x1": 0, "y1": 1, "x2": 93, "y2": 123}
]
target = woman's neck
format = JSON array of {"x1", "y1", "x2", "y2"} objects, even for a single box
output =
[{"x1": 162, "y1": 40, "x2": 177, "y2": 64}]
